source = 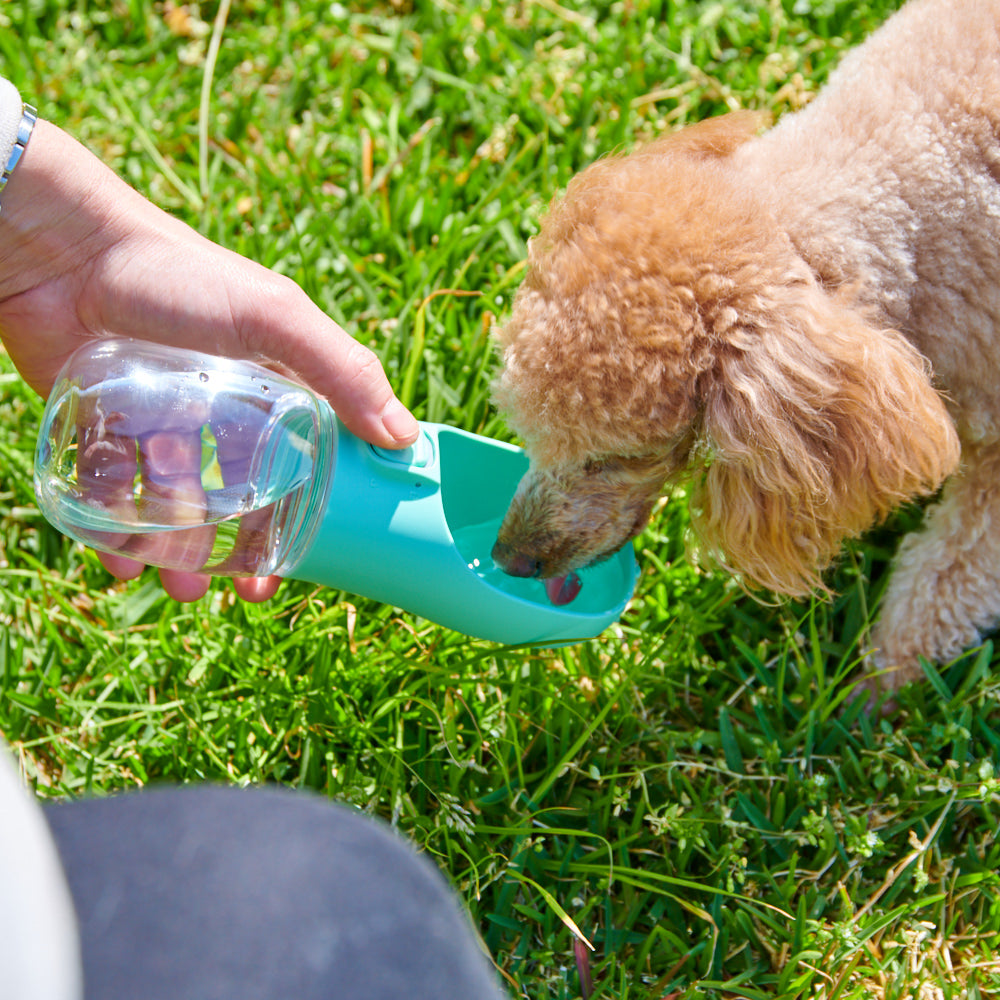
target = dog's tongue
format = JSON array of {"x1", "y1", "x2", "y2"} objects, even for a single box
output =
[{"x1": 544, "y1": 572, "x2": 582, "y2": 606}]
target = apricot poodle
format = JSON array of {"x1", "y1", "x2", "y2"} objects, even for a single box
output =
[{"x1": 491, "y1": 0, "x2": 1000, "y2": 698}]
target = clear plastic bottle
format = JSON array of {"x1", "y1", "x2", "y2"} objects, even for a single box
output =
[
  {"x1": 35, "y1": 338, "x2": 335, "y2": 577},
  {"x1": 35, "y1": 338, "x2": 638, "y2": 644}
]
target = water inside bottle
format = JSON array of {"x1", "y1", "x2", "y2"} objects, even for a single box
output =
[
  {"x1": 450, "y1": 519, "x2": 631, "y2": 615},
  {"x1": 38, "y1": 389, "x2": 326, "y2": 577}
]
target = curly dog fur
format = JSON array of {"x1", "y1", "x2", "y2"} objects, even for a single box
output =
[{"x1": 492, "y1": 0, "x2": 1000, "y2": 696}]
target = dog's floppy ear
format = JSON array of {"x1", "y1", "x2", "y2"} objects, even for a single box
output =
[{"x1": 692, "y1": 285, "x2": 961, "y2": 595}]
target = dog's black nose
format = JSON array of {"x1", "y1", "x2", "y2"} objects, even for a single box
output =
[{"x1": 491, "y1": 540, "x2": 541, "y2": 578}]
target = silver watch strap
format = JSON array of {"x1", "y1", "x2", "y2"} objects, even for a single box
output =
[{"x1": 0, "y1": 104, "x2": 37, "y2": 208}]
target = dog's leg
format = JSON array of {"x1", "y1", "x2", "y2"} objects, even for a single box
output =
[{"x1": 865, "y1": 442, "x2": 1000, "y2": 699}]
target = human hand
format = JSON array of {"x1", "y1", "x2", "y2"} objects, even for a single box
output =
[{"x1": 0, "y1": 118, "x2": 418, "y2": 602}]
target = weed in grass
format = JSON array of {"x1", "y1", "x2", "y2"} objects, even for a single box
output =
[{"x1": 3, "y1": 1, "x2": 1000, "y2": 998}]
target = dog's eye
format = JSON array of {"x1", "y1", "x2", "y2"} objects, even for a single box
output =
[{"x1": 582, "y1": 458, "x2": 606, "y2": 476}]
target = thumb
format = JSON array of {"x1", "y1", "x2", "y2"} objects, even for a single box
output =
[{"x1": 228, "y1": 267, "x2": 419, "y2": 449}]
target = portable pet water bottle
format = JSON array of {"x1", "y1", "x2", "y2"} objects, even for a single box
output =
[{"x1": 33, "y1": 338, "x2": 638, "y2": 644}]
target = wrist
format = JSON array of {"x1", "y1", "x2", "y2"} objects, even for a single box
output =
[{"x1": 0, "y1": 119, "x2": 126, "y2": 300}]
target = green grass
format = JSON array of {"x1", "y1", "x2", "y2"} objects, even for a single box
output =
[{"x1": 4, "y1": 1, "x2": 1000, "y2": 997}]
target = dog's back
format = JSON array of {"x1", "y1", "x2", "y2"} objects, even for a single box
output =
[{"x1": 739, "y1": 0, "x2": 1000, "y2": 437}]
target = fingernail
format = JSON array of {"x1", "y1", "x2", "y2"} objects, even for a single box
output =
[{"x1": 381, "y1": 398, "x2": 419, "y2": 443}]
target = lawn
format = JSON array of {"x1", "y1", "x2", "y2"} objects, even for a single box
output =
[{"x1": 3, "y1": 1, "x2": 1000, "y2": 997}]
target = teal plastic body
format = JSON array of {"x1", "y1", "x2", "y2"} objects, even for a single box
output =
[{"x1": 292, "y1": 419, "x2": 639, "y2": 645}]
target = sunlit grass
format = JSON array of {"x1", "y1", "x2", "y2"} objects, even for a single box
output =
[{"x1": 3, "y1": 1, "x2": 1000, "y2": 997}]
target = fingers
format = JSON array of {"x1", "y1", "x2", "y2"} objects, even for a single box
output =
[
  {"x1": 76, "y1": 413, "x2": 217, "y2": 574},
  {"x1": 99, "y1": 556, "x2": 279, "y2": 604},
  {"x1": 137, "y1": 429, "x2": 209, "y2": 527},
  {"x1": 98, "y1": 550, "x2": 144, "y2": 581},
  {"x1": 85, "y1": 416, "x2": 284, "y2": 603},
  {"x1": 131, "y1": 429, "x2": 216, "y2": 573},
  {"x1": 76, "y1": 420, "x2": 141, "y2": 531},
  {"x1": 99, "y1": 551, "x2": 278, "y2": 604},
  {"x1": 233, "y1": 576, "x2": 282, "y2": 602},
  {"x1": 76, "y1": 382, "x2": 288, "y2": 604},
  {"x1": 158, "y1": 568, "x2": 213, "y2": 602},
  {"x1": 97, "y1": 552, "x2": 213, "y2": 603}
]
